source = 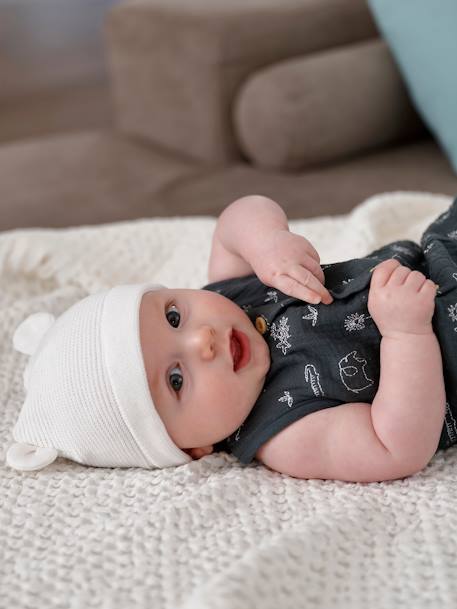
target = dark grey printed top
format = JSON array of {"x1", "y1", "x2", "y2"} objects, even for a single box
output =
[{"x1": 202, "y1": 198, "x2": 457, "y2": 464}]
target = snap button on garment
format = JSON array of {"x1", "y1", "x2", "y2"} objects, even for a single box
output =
[{"x1": 255, "y1": 315, "x2": 268, "y2": 334}]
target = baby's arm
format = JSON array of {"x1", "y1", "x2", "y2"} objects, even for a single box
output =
[
  {"x1": 208, "y1": 194, "x2": 287, "y2": 282},
  {"x1": 258, "y1": 259, "x2": 445, "y2": 482},
  {"x1": 368, "y1": 259, "x2": 446, "y2": 469},
  {"x1": 208, "y1": 195, "x2": 332, "y2": 304}
]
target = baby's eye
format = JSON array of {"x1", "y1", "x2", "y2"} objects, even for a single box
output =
[
  {"x1": 166, "y1": 303, "x2": 180, "y2": 328},
  {"x1": 169, "y1": 366, "x2": 183, "y2": 393}
]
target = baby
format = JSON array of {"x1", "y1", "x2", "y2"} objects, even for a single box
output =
[{"x1": 6, "y1": 195, "x2": 456, "y2": 482}]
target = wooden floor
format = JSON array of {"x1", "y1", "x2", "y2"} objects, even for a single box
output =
[{"x1": 0, "y1": 0, "x2": 119, "y2": 143}]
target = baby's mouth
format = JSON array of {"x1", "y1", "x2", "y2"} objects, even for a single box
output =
[{"x1": 231, "y1": 329, "x2": 251, "y2": 371}]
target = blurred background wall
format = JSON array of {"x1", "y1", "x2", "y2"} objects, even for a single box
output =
[{"x1": 0, "y1": 0, "x2": 120, "y2": 143}]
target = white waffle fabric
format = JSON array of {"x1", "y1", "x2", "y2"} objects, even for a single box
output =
[{"x1": 2, "y1": 192, "x2": 457, "y2": 609}]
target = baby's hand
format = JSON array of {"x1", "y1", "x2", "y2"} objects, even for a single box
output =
[
  {"x1": 249, "y1": 229, "x2": 333, "y2": 304},
  {"x1": 368, "y1": 259, "x2": 437, "y2": 338}
]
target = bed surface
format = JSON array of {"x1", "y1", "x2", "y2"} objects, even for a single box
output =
[{"x1": 1, "y1": 191, "x2": 456, "y2": 609}]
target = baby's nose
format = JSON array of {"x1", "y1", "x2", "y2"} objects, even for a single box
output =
[{"x1": 190, "y1": 325, "x2": 216, "y2": 360}]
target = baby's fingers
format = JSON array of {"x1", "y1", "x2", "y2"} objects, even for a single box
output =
[
  {"x1": 304, "y1": 240, "x2": 321, "y2": 265},
  {"x1": 282, "y1": 266, "x2": 333, "y2": 304},
  {"x1": 370, "y1": 258, "x2": 402, "y2": 287},
  {"x1": 419, "y1": 279, "x2": 439, "y2": 295},
  {"x1": 297, "y1": 255, "x2": 326, "y2": 287},
  {"x1": 274, "y1": 274, "x2": 322, "y2": 304},
  {"x1": 404, "y1": 270, "x2": 428, "y2": 290}
]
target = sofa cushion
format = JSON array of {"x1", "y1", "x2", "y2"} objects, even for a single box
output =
[
  {"x1": 106, "y1": 0, "x2": 378, "y2": 164},
  {"x1": 233, "y1": 40, "x2": 425, "y2": 171},
  {"x1": 368, "y1": 0, "x2": 457, "y2": 174},
  {"x1": 160, "y1": 139, "x2": 457, "y2": 219},
  {"x1": 0, "y1": 131, "x2": 199, "y2": 231}
]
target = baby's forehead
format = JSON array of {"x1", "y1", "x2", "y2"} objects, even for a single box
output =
[
  {"x1": 141, "y1": 289, "x2": 163, "y2": 306},
  {"x1": 140, "y1": 290, "x2": 164, "y2": 325},
  {"x1": 143, "y1": 287, "x2": 209, "y2": 300},
  {"x1": 144, "y1": 285, "x2": 234, "y2": 311},
  {"x1": 141, "y1": 287, "x2": 206, "y2": 315}
]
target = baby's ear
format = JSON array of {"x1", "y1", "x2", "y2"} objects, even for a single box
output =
[
  {"x1": 6, "y1": 442, "x2": 58, "y2": 471},
  {"x1": 13, "y1": 312, "x2": 56, "y2": 355},
  {"x1": 184, "y1": 446, "x2": 213, "y2": 460}
]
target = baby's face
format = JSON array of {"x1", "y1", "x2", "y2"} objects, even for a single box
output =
[{"x1": 139, "y1": 288, "x2": 271, "y2": 457}]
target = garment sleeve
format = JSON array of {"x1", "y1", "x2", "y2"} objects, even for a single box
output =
[{"x1": 216, "y1": 396, "x2": 346, "y2": 465}]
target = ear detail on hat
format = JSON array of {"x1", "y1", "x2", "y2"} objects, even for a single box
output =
[
  {"x1": 13, "y1": 312, "x2": 56, "y2": 355},
  {"x1": 6, "y1": 442, "x2": 58, "y2": 471}
]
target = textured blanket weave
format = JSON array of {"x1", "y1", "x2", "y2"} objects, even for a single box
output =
[{"x1": 1, "y1": 192, "x2": 456, "y2": 609}]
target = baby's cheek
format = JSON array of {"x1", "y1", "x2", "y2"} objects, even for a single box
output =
[
  {"x1": 206, "y1": 388, "x2": 236, "y2": 422},
  {"x1": 203, "y1": 373, "x2": 254, "y2": 435}
]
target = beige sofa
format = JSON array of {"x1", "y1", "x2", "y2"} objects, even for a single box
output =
[{"x1": 1, "y1": 0, "x2": 456, "y2": 231}]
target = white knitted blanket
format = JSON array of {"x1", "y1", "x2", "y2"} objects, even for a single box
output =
[{"x1": 1, "y1": 191, "x2": 456, "y2": 609}]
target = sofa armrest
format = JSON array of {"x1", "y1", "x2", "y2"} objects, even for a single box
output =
[
  {"x1": 105, "y1": 0, "x2": 378, "y2": 164},
  {"x1": 234, "y1": 39, "x2": 427, "y2": 170}
]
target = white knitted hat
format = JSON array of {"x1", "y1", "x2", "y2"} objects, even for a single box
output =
[{"x1": 6, "y1": 283, "x2": 192, "y2": 472}]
